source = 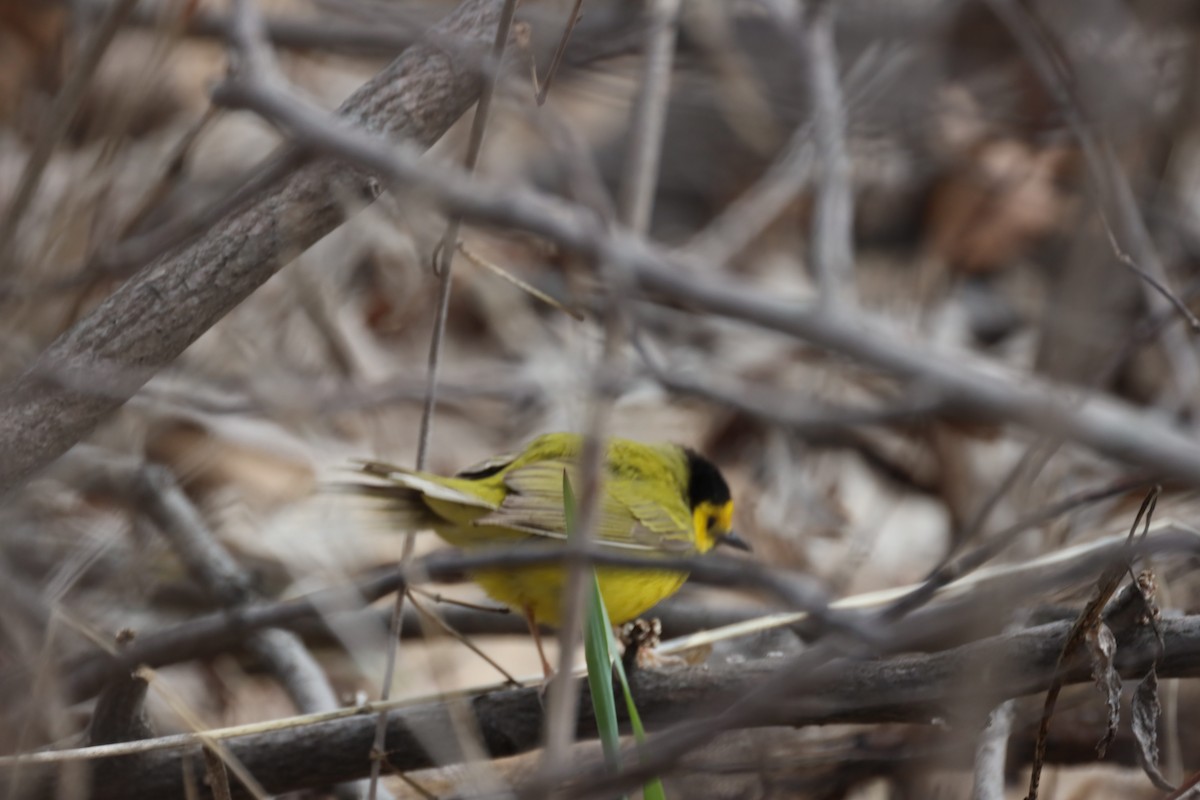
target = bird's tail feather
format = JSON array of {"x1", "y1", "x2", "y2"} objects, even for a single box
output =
[{"x1": 328, "y1": 479, "x2": 441, "y2": 532}]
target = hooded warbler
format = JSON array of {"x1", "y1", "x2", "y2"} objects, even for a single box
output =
[{"x1": 350, "y1": 432, "x2": 746, "y2": 674}]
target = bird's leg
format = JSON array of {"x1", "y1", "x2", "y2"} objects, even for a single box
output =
[{"x1": 524, "y1": 606, "x2": 554, "y2": 680}]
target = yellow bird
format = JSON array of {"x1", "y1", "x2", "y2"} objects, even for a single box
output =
[{"x1": 350, "y1": 432, "x2": 747, "y2": 675}]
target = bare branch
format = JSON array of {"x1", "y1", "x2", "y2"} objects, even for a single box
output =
[
  {"x1": 7, "y1": 613, "x2": 1200, "y2": 799},
  {"x1": 0, "y1": 0, "x2": 505, "y2": 495},
  {"x1": 195, "y1": 64, "x2": 1200, "y2": 486}
]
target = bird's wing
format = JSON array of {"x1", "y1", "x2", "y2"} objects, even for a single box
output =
[{"x1": 471, "y1": 457, "x2": 697, "y2": 554}]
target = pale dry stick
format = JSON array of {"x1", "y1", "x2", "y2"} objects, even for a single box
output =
[
  {"x1": 972, "y1": 699, "x2": 1016, "y2": 800},
  {"x1": 984, "y1": 0, "x2": 1200, "y2": 411},
  {"x1": 633, "y1": 342, "x2": 948, "y2": 436},
  {"x1": 0, "y1": 0, "x2": 140, "y2": 274},
  {"x1": 391, "y1": 772, "x2": 440, "y2": 800},
  {"x1": 535, "y1": 0, "x2": 585, "y2": 105},
  {"x1": 539, "y1": 0, "x2": 682, "y2": 782},
  {"x1": 457, "y1": 240, "x2": 584, "y2": 319},
  {"x1": 366, "y1": 4, "x2": 519, "y2": 798},
  {"x1": 795, "y1": 0, "x2": 856, "y2": 306}
]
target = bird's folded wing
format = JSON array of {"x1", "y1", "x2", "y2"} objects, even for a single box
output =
[{"x1": 472, "y1": 459, "x2": 697, "y2": 554}]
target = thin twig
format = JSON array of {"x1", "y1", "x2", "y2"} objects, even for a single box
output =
[
  {"x1": 796, "y1": 0, "x2": 856, "y2": 305},
  {"x1": 0, "y1": 0, "x2": 141, "y2": 274},
  {"x1": 408, "y1": 590, "x2": 521, "y2": 686},
  {"x1": 614, "y1": 0, "x2": 680, "y2": 234},
  {"x1": 535, "y1": 0, "x2": 585, "y2": 105},
  {"x1": 408, "y1": 585, "x2": 512, "y2": 614}
]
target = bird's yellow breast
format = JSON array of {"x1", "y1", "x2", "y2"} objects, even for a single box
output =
[{"x1": 430, "y1": 519, "x2": 689, "y2": 626}]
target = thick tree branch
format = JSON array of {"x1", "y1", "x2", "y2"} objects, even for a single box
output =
[
  {"x1": 0, "y1": 0, "x2": 505, "y2": 494},
  {"x1": 5, "y1": 614, "x2": 1196, "y2": 799}
]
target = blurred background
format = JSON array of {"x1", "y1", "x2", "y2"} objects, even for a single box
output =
[{"x1": 3, "y1": 0, "x2": 1200, "y2": 797}]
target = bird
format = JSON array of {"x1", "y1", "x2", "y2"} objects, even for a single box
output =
[{"x1": 347, "y1": 432, "x2": 747, "y2": 676}]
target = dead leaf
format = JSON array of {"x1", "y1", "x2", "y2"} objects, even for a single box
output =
[
  {"x1": 1086, "y1": 622, "x2": 1120, "y2": 757},
  {"x1": 1132, "y1": 668, "x2": 1173, "y2": 791}
]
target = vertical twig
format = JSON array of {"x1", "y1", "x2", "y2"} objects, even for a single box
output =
[
  {"x1": 615, "y1": 0, "x2": 680, "y2": 234},
  {"x1": 797, "y1": 0, "x2": 855, "y2": 306},
  {"x1": 538, "y1": 0, "x2": 682, "y2": 784},
  {"x1": 535, "y1": 0, "x2": 585, "y2": 106},
  {"x1": 0, "y1": 0, "x2": 141, "y2": 275},
  {"x1": 367, "y1": 2, "x2": 520, "y2": 798}
]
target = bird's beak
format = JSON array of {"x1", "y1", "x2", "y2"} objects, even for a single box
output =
[{"x1": 717, "y1": 530, "x2": 752, "y2": 552}]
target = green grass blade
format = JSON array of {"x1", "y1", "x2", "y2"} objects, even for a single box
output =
[
  {"x1": 564, "y1": 472, "x2": 622, "y2": 772},
  {"x1": 563, "y1": 471, "x2": 667, "y2": 798}
]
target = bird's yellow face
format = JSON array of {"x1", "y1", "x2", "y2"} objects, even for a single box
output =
[
  {"x1": 684, "y1": 448, "x2": 748, "y2": 553},
  {"x1": 692, "y1": 499, "x2": 736, "y2": 552}
]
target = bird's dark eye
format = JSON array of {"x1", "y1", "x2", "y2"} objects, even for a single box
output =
[{"x1": 706, "y1": 515, "x2": 717, "y2": 531}]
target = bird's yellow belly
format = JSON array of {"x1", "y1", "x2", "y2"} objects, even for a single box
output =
[
  {"x1": 431, "y1": 516, "x2": 689, "y2": 626},
  {"x1": 471, "y1": 564, "x2": 687, "y2": 627}
]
